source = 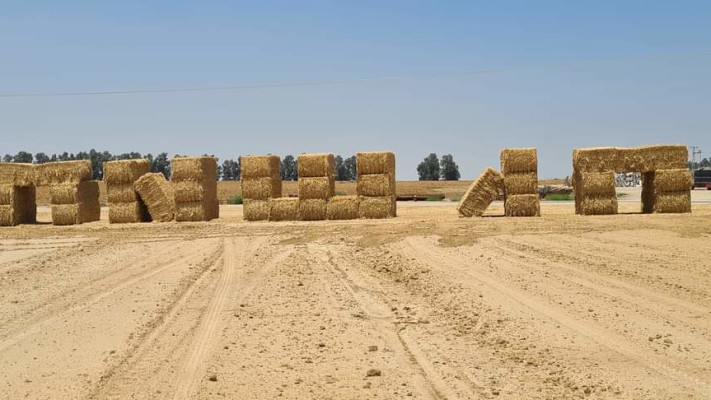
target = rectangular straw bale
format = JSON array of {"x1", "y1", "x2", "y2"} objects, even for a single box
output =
[
  {"x1": 268, "y1": 198, "x2": 299, "y2": 221},
  {"x1": 654, "y1": 192, "x2": 691, "y2": 213},
  {"x1": 241, "y1": 155, "x2": 281, "y2": 179},
  {"x1": 299, "y1": 199, "x2": 327, "y2": 221},
  {"x1": 501, "y1": 148, "x2": 537, "y2": 174},
  {"x1": 0, "y1": 184, "x2": 15, "y2": 205},
  {"x1": 298, "y1": 153, "x2": 335, "y2": 178},
  {"x1": 299, "y1": 177, "x2": 334, "y2": 199},
  {"x1": 504, "y1": 194, "x2": 540, "y2": 217},
  {"x1": 326, "y1": 195, "x2": 359, "y2": 220},
  {"x1": 502, "y1": 172, "x2": 538, "y2": 195},
  {"x1": 171, "y1": 157, "x2": 217, "y2": 182},
  {"x1": 579, "y1": 196, "x2": 618, "y2": 215},
  {"x1": 356, "y1": 173, "x2": 395, "y2": 197},
  {"x1": 50, "y1": 181, "x2": 100, "y2": 205},
  {"x1": 573, "y1": 145, "x2": 688, "y2": 173},
  {"x1": 174, "y1": 201, "x2": 212, "y2": 222},
  {"x1": 51, "y1": 200, "x2": 100, "y2": 225},
  {"x1": 0, "y1": 163, "x2": 35, "y2": 186},
  {"x1": 578, "y1": 171, "x2": 616, "y2": 197},
  {"x1": 356, "y1": 152, "x2": 396, "y2": 175},
  {"x1": 172, "y1": 181, "x2": 216, "y2": 203},
  {"x1": 651, "y1": 169, "x2": 693, "y2": 193},
  {"x1": 456, "y1": 167, "x2": 503, "y2": 217},
  {"x1": 243, "y1": 199, "x2": 270, "y2": 221},
  {"x1": 635, "y1": 145, "x2": 688, "y2": 171},
  {"x1": 109, "y1": 201, "x2": 150, "y2": 224},
  {"x1": 572, "y1": 148, "x2": 624, "y2": 173},
  {"x1": 358, "y1": 196, "x2": 396, "y2": 219},
  {"x1": 107, "y1": 183, "x2": 140, "y2": 203},
  {"x1": 35, "y1": 160, "x2": 92, "y2": 186},
  {"x1": 135, "y1": 173, "x2": 175, "y2": 222},
  {"x1": 0, "y1": 206, "x2": 20, "y2": 226},
  {"x1": 242, "y1": 177, "x2": 282, "y2": 200},
  {"x1": 0, "y1": 185, "x2": 36, "y2": 225},
  {"x1": 103, "y1": 159, "x2": 150, "y2": 184}
]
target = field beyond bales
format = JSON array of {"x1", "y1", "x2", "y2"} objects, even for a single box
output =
[{"x1": 1, "y1": 201, "x2": 710, "y2": 399}]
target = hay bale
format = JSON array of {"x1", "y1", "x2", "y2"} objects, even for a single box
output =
[
  {"x1": 243, "y1": 199, "x2": 269, "y2": 221},
  {"x1": 298, "y1": 153, "x2": 335, "y2": 178},
  {"x1": 456, "y1": 167, "x2": 503, "y2": 217},
  {"x1": 0, "y1": 184, "x2": 15, "y2": 205},
  {"x1": 500, "y1": 148, "x2": 537, "y2": 174},
  {"x1": 299, "y1": 177, "x2": 334, "y2": 199},
  {"x1": 268, "y1": 198, "x2": 299, "y2": 221},
  {"x1": 174, "y1": 201, "x2": 211, "y2": 222},
  {"x1": 502, "y1": 172, "x2": 538, "y2": 196},
  {"x1": 50, "y1": 181, "x2": 100, "y2": 205},
  {"x1": 135, "y1": 173, "x2": 175, "y2": 222},
  {"x1": 326, "y1": 195, "x2": 359, "y2": 220},
  {"x1": 299, "y1": 199, "x2": 327, "y2": 221},
  {"x1": 51, "y1": 200, "x2": 100, "y2": 225},
  {"x1": 241, "y1": 155, "x2": 281, "y2": 179},
  {"x1": 103, "y1": 159, "x2": 150, "y2": 184},
  {"x1": 577, "y1": 171, "x2": 616, "y2": 197},
  {"x1": 109, "y1": 201, "x2": 151, "y2": 224},
  {"x1": 35, "y1": 161, "x2": 92, "y2": 186},
  {"x1": 504, "y1": 194, "x2": 540, "y2": 217},
  {"x1": 356, "y1": 152, "x2": 396, "y2": 175},
  {"x1": 242, "y1": 177, "x2": 282, "y2": 200},
  {"x1": 0, "y1": 185, "x2": 36, "y2": 225},
  {"x1": 0, "y1": 163, "x2": 35, "y2": 186},
  {"x1": 651, "y1": 169, "x2": 693, "y2": 192},
  {"x1": 173, "y1": 180, "x2": 218, "y2": 202},
  {"x1": 356, "y1": 174, "x2": 395, "y2": 197},
  {"x1": 171, "y1": 157, "x2": 217, "y2": 182},
  {"x1": 635, "y1": 145, "x2": 688, "y2": 171},
  {"x1": 107, "y1": 183, "x2": 140, "y2": 203},
  {"x1": 654, "y1": 192, "x2": 691, "y2": 213},
  {"x1": 579, "y1": 196, "x2": 618, "y2": 215},
  {"x1": 573, "y1": 145, "x2": 688, "y2": 173},
  {"x1": 358, "y1": 196, "x2": 396, "y2": 219}
]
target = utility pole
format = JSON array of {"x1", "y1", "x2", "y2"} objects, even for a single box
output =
[{"x1": 689, "y1": 146, "x2": 702, "y2": 170}]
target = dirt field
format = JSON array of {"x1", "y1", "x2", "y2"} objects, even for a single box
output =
[{"x1": 1, "y1": 201, "x2": 711, "y2": 399}]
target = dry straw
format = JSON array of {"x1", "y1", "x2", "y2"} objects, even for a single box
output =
[
  {"x1": 107, "y1": 183, "x2": 141, "y2": 203},
  {"x1": 504, "y1": 194, "x2": 540, "y2": 217},
  {"x1": 135, "y1": 173, "x2": 175, "y2": 222},
  {"x1": 0, "y1": 185, "x2": 36, "y2": 226},
  {"x1": 326, "y1": 195, "x2": 359, "y2": 220},
  {"x1": 175, "y1": 202, "x2": 210, "y2": 222},
  {"x1": 242, "y1": 177, "x2": 282, "y2": 200},
  {"x1": 50, "y1": 181, "x2": 100, "y2": 205},
  {"x1": 654, "y1": 192, "x2": 691, "y2": 213},
  {"x1": 268, "y1": 198, "x2": 299, "y2": 221},
  {"x1": 241, "y1": 155, "x2": 281, "y2": 178},
  {"x1": 35, "y1": 161, "x2": 92, "y2": 186},
  {"x1": 579, "y1": 196, "x2": 618, "y2": 215},
  {"x1": 500, "y1": 148, "x2": 537, "y2": 174},
  {"x1": 298, "y1": 177, "x2": 334, "y2": 199},
  {"x1": 503, "y1": 172, "x2": 538, "y2": 196},
  {"x1": 356, "y1": 174, "x2": 395, "y2": 197},
  {"x1": 0, "y1": 184, "x2": 16, "y2": 205},
  {"x1": 172, "y1": 157, "x2": 218, "y2": 182},
  {"x1": 299, "y1": 198, "x2": 327, "y2": 220},
  {"x1": 243, "y1": 199, "x2": 270, "y2": 221},
  {"x1": 457, "y1": 167, "x2": 503, "y2": 217},
  {"x1": 51, "y1": 200, "x2": 100, "y2": 226},
  {"x1": 103, "y1": 159, "x2": 150, "y2": 184},
  {"x1": 356, "y1": 151, "x2": 396, "y2": 175},
  {"x1": 650, "y1": 169, "x2": 693, "y2": 193},
  {"x1": 358, "y1": 196, "x2": 395, "y2": 219},
  {"x1": 577, "y1": 171, "x2": 616, "y2": 197},
  {"x1": 0, "y1": 163, "x2": 35, "y2": 186},
  {"x1": 173, "y1": 181, "x2": 214, "y2": 202},
  {"x1": 109, "y1": 201, "x2": 150, "y2": 224},
  {"x1": 573, "y1": 145, "x2": 688, "y2": 173},
  {"x1": 298, "y1": 153, "x2": 335, "y2": 178}
]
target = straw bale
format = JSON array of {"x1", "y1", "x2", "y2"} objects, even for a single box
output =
[
  {"x1": 171, "y1": 157, "x2": 217, "y2": 182},
  {"x1": 0, "y1": 184, "x2": 15, "y2": 205},
  {"x1": 651, "y1": 169, "x2": 693, "y2": 193},
  {"x1": 500, "y1": 148, "x2": 537, "y2": 174},
  {"x1": 504, "y1": 194, "x2": 540, "y2": 217},
  {"x1": 135, "y1": 173, "x2": 175, "y2": 222},
  {"x1": 654, "y1": 192, "x2": 691, "y2": 213},
  {"x1": 358, "y1": 196, "x2": 396, "y2": 219},
  {"x1": 109, "y1": 201, "x2": 150, "y2": 224},
  {"x1": 356, "y1": 152, "x2": 396, "y2": 175},
  {"x1": 0, "y1": 206, "x2": 20, "y2": 226},
  {"x1": 456, "y1": 167, "x2": 503, "y2": 217},
  {"x1": 103, "y1": 159, "x2": 150, "y2": 184},
  {"x1": 0, "y1": 185, "x2": 36, "y2": 225},
  {"x1": 503, "y1": 172, "x2": 538, "y2": 196},
  {"x1": 326, "y1": 195, "x2": 359, "y2": 220},
  {"x1": 242, "y1": 177, "x2": 282, "y2": 200},
  {"x1": 579, "y1": 196, "x2": 618, "y2": 215},
  {"x1": 573, "y1": 145, "x2": 688, "y2": 173},
  {"x1": 299, "y1": 199, "x2": 327, "y2": 221},
  {"x1": 35, "y1": 160, "x2": 92, "y2": 186},
  {"x1": 299, "y1": 177, "x2": 334, "y2": 199},
  {"x1": 0, "y1": 163, "x2": 35, "y2": 186},
  {"x1": 298, "y1": 153, "x2": 335, "y2": 178},
  {"x1": 243, "y1": 199, "x2": 270, "y2": 221},
  {"x1": 268, "y1": 198, "x2": 299, "y2": 221},
  {"x1": 577, "y1": 171, "x2": 616, "y2": 197},
  {"x1": 635, "y1": 145, "x2": 688, "y2": 171},
  {"x1": 50, "y1": 181, "x2": 100, "y2": 205},
  {"x1": 107, "y1": 183, "x2": 140, "y2": 203},
  {"x1": 51, "y1": 200, "x2": 100, "y2": 225},
  {"x1": 173, "y1": 181, "x2": 209, "y2": 202},
  {"x1": 241, "y1": 155, "x2": 281, "y2": 179},
  {"x1": 356, "y1": 173, "x2": 395, "y2": 197},
  {"x1": 173, "y1": 201, "x2": 211, "y2": 222}
]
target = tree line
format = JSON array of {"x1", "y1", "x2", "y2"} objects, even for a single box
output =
[{"x1": 417, "y1": 153, "x2": 460, "y2": 180}]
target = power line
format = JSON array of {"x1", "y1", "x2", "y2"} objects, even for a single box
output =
[{"x1": 1, "y1": 50, "x2": 710, "y2": 98}]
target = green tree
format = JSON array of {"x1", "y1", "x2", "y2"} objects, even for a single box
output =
[
  {"x1": 13, "y1": 151, "x2": 33, "y2": 163},
  {"x1": 417, "y1": 153, "x2": 440, "y2": 181},
  {"x1": 3, "y1": 154, "x2": 13, "y2": 162},
  {"x1": 34, "y1": 152, "x2": 50, "y2": 164},
  {"x1": 151, "y1": 152, "x2": 171, "y2": 179},
  {"x1": 344, "y1": 155, "x2": 356, "y2": 181},
  {"x1": 281, "y1": 155, "x2": 297, "y2": 181},
  {"x1": 221, "y1": 159, "x2": 240, "y2": 181},
  {"x1": 440, "y1": 154, "x2": 460, "y2": 181}
]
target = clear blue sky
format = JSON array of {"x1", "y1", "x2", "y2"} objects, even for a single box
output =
[{"x1": 1, "y1": 1, "x2": 710, "y2": 179}]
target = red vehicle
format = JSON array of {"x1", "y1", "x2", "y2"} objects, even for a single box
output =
[{"x1": 693, "y1": 168, "x2": 711, "y2": 190}]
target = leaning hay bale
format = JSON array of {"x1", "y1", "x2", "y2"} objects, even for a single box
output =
[
  {"x1": 135, "y1": 173, "x2": 175, "y2": 222},
  {"x1": 242, "y1": 177, "x2": 282, "y2": 200},
  {"x1": 35, "y1": 160, "x2": 92, "y2": 186},
  {"x1": 500, "y1": 148, "x2": 537, "y2": 174},
  {"x1": 107, "y1": 183, "x2": 140, "y2": 203},
  {"x1": 268, "y1": 198, "x2": 299, "y2": 221},
  {"x1": 651, "y1": 169, "x2": 693, "y2": 193},
  {"x1": 0, "y1": 163, "x2": 35, "y2": 186},
  {"x1": 456, "y1": 167, "x2": 503, "y2": 217},
  {"x1": 173, "y1": 180, "x2": 218, "y2": 202},
  {"x1": 171, "y1": 157, "x2": 217, "y2": 182},
  {"x1": 502, "y1": 172, "x2": 538, "y2": 196},
  {"x1": 109, "y1": 201, "x2": 150, "y2": 224},
  {"x1": 326, "y1": 195, "x2": 359, "y2": 220},
  {"x1": 298, "y1": 153, "x2": 335, "y2": 178},
  {"x1": 579, "y1": 196, "x2": 618, "y2": 215},
  {"x1": 356, "y1": 151, "x2": 396, "y2": 175},
  {"x1": 299, "y1": 199, "x2": 327, "y2": 221},
  {"x1": 299, "y1": 177, "x2": 334, "y2": 199},
  {"x1": 243, "y1": 199, "x2": 270, "y2": 221},
  {"x1": 654, "y1": 192, "x2": 691, "y2": 213},
  {"x1": 578, "y1": 171, "x2": 616, "y2": 197},
  {"x1": 241, "y1": 155, "x2": 281, "y2": 179},
  {"x1": 356, "y1": 174, "x2": 395, "y2": 197},
  {"x1": 103, "y1": 159, "x2": 150, "y2": 184},
  {"x1": 50, "y1": 181, "x2": 100, "y2": 205},
  {"x1": 504, "y1": 194, "x2": 540, "y2": 217},
  {"x1": 358, "y1": 196, "x2": 396, "y2": 219}
]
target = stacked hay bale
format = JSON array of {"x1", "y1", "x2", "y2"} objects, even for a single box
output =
[
  {"x1": 500, "y1": 148, "x2": 540, "y2": 217},
  {"x1": 104, "y1": 159, "x2": 151, "y2": 224},
  {"x1": 35, "y1": 161, "x2": 99, "y2": 225},
  {"x1": 298, "y1": 153, "x2": 335, "y2": 221},
  {"x1": 326, "y1": 195, "x2": 359, "y2": 220},
  {"x1": 356, "y1": 151, "x2": 396, "y2": 219},
  {"x1": 642, "y1": 169, "x2": 692, "y2": 213},
  {"x1": 268, "y1": 197, "x2": 299, "y2": 221},
  {"x1": 0, "y1": 163, "x2": 36, "y2": 226},
  {"x1": 457, "y1": 167, "x2": 503, "y2": 217},
  {"x1": 240, "y1": 155, "x2": 282, "y2": 221},
  {"x1": 172, "y1": 157, "x2": 219, "y2": 221},
  {"x1": 135, "y1": 173, "x2": 176, "y2": 222}
]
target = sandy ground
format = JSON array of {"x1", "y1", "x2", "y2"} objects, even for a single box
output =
[{"x1": 1, "y1": 200, "x2": 711, "y2": 399}]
